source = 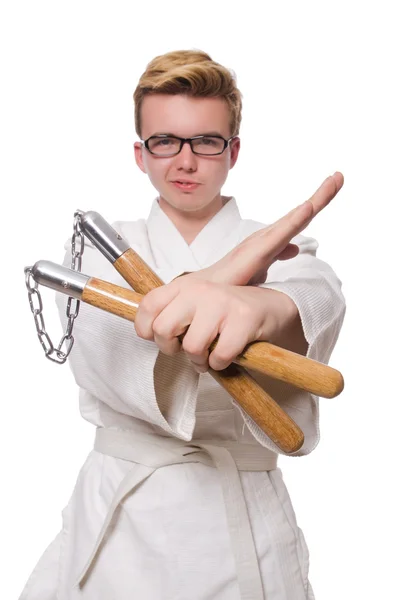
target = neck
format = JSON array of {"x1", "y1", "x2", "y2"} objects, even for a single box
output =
[{"x1": 158, "y1": 194, "x2": 228, "y2": 245}]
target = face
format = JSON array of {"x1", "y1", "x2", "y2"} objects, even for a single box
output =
[{"x1": 134, "y1": 94, "x2": 240, "y2": 218}]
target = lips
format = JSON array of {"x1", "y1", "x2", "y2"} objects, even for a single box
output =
[
  {"x1": 172, "y1": 179, "x2": 200, "y2": 184},
  {"x1": 171, "y1": 180, "x2": 201, "y2": 191}
]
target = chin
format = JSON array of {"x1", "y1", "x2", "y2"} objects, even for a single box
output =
[{"x1": 162, "y1": 192, "x2": 214, "y2": 214}]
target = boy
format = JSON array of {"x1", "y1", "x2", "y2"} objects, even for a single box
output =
[{"x1": 20, "y1": 50, "x2": 345, "y2": 599}]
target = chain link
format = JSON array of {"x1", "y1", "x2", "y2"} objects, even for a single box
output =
[{"x1": 24, "y1": 210, "x2": 85, "y2": 364}]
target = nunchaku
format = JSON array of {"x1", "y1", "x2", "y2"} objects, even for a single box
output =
[{"x1": 26, "y1": 211, "x2": 344, "y2": 454}]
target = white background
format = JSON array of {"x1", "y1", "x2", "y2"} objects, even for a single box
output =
[{"x1": 1, "y1": 1, "x2": 396, "y2": 598}]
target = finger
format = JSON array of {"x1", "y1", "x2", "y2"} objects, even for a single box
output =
[
  {"x1": 208, "y1": 172, "x2": 343, "y2": 286},
  {"x1": 247, "y1": 243, "x2": 299, "y2": 284},
  {"x1": 182, "y1": 312, "x2": 222, "y2": 372},
  {"x1": 275, "y1": 243, "x2": 300, "y2": 261},
  {"x1": 307, "y1": 171, "x2": 344, "y2": 216},
  {"x1": 208, "y1": 321, "x2": 252, "y2": 371},
  {"x1": 151, "y1": 293, "x2": 195, "y2": 355},
  {"x1": 246, "y1": 243, "x2": 300, "y2": 284},
  {"x1": 188, "y1": 351, "x2": 210, "y2": 373},
  {"x1": 135, "y1": 284, "x2": 179, "y2": 340},
  {"x1": 153, "y1": 333, "x2": 182, "y2": 356},
  {"x1": 207, "y1": 203, "x2": 311, "y2": 287},
  {"x1": 263, "y1": 171, "x2": 344, "y2": 255}
]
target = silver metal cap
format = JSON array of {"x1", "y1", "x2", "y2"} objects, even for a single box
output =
[
  {"x1": 31, "y1": 261, "x2": 89, "y2": 299},
  {"x1": 80, "y1": 211, "x2": 129, "y2": 263}
]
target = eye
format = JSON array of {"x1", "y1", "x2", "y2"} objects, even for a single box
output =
[
  {"x1": 201, "y1": 137, "x2": 218, "y2": 145},
  {"x1": 147, "y1": 136, "x2": 181, "y2": 154},
  {"x1": 152, "y1": 137, "x2": 174, "y2": 147},
  {"x1": 192, "y1": 137, "x2": 224, "y2": 154}
]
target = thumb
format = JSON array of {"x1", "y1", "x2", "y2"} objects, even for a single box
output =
[
  {"x1": 242, "y1": 243, "x2": 300, "y2": 286},
  {"x1": 276, "y1": 243, "x2": 300, "y2": 261}
]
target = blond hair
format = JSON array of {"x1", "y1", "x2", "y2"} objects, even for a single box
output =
[{"x1": 133, "y1": 50, "x2": 242, "y2": 138}]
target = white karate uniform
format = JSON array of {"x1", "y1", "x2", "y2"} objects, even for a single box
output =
[{"x1": 19, "y1": 197, "x2": 345, "y2": 600}]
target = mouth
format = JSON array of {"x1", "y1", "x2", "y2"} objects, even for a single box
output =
[{"x1": 171, "y1": 180, "x2": 201, "y2": 191}]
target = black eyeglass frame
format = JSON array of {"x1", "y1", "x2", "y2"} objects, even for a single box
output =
[{"x1": 142, "y1": 134, "x2": 237, "y2": 157}]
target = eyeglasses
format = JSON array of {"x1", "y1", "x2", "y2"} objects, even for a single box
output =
[{"x1": 142, "y1": 134, "x2": 236, "y2": 157}]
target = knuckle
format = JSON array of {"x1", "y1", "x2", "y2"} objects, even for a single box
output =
[
  {"x1": 212, "y1": 348, "x2": 233, "y2": 365},
  {"x1": 192, "y1": 279, "x2": 214, "y2": 295},
  {"x1": 231, "y1": 299, "x2": 251, "y2": 321},
  {"x1": 152, "y1": 320, "x2": 171, "y2": 339},
  {"x1": 139, "y1": 293, "x2": 159, "y2": 315},
  {"x1": 182, "y1": 339, "x2": 205, "y2": 357},
  {"x1": 134, "y1": 323, "x2": 152, "y2": 341}
]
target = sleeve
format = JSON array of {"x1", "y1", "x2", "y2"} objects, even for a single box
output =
[
  {"x1": 55, "y1": 234, "x2": 200, "y2": 441},
  {"x1": 234, "y1": 233, "x2": 346, "y2": 456}
]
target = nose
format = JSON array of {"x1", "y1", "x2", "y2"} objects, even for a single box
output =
[{"x1": 175, "y1": 140, "x2": 198, "y2": 171}]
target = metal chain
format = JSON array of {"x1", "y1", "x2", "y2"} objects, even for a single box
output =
[{"x1": 24, "y1": 210, "x2": 85, "y2": 364}]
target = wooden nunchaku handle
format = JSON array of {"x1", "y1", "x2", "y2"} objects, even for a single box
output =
[
  {"x1": 113, "y1": 249, "x2": 308, "y2": 453},
  {"x1": 83, "y1": 276, "x2": 304, "y2": 453},
  {"x1": 115, "y1": 248, "x2": 344, "y2": 399},
  {"x1": 77, "y1": 210, "x2": 342, "y2": 454},
  {"x1": 31, "y1": 259, "x2": 304, "y2": 452},
  {"x1": 78, "y1": 211, "x2": 343, "y2": 397}
]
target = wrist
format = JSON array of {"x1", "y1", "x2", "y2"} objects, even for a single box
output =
[
  {"x1": 268, "y1": 289, "x2": 299, "y2": 338},
  {"x1": 255, "y1": 288, "x2": 306, "y2": 352}
]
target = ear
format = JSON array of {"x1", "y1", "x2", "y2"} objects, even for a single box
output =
[
  {"x1": 134, "y1": 141, "x2": 147, "y2": 173},
  {"x1": 230, "y1": 136, "x2": 240, "y2": 169}
]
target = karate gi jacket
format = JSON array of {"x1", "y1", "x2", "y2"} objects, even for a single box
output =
[{"x1": 20, "y1": 197, "x2": 346, "y2": 600}]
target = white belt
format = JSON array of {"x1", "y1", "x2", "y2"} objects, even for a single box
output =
[{"x1": 77, "y1": 427, "x2": 278, "y2": 600}]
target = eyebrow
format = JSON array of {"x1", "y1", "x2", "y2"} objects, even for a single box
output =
[{"x1": 150, "y1": 131, "x2": 224, "y2": 137}]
